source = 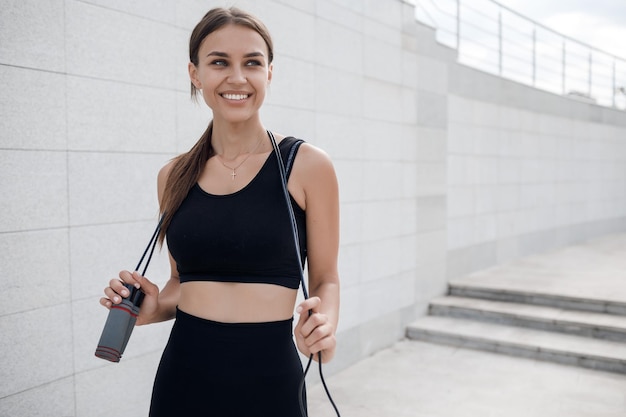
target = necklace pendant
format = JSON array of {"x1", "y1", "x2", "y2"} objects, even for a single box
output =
[{"x1": 230, "y1": 170, "x2": 236, "y2": 180}]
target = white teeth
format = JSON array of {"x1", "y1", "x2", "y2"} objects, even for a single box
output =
[{"x1": 222, "y1": 93, "x2": 249, "y2": 100}]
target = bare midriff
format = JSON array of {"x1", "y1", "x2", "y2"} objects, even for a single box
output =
[{"x1": 178, "y1": 281, "x2": 299, "y2": 323}]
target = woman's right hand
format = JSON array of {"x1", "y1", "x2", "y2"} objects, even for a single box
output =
[{"x1": 100, "y1": 270, "x2": 161, "y2": 326}]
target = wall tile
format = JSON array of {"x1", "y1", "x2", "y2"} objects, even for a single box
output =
[
  {"x1": 416, "y1": 127, "x2": 446, "y2": 162},
  {"x1": 69, "y1": 221, "x2": 171, "y2": 301},
  {"x1": 360, "y1": 238, "x2": 402, "y2": 282},
  {"x1": 78, "y1": 0, "x2": 177, "y2": 24},
  {"x1": 416, "y1": 55, "x2": 448, "y2": 94},
  {"x1": 340, "y1": 202, "x2": 364, "y2": 245},
  {"x1": 334, "y1": 160, "x2": 364, "y2": 202},
  {"x1": 0, "y1": 303, "x2": 73, "y2": 398},
  {"x1": 359, "y1": 271, "x2": 415, "y2": 323},
  {"x1": 267, "y1": 56, "x2": 316, "y2": 110},
  {"x1": 0, "y1": 229, "x2": 70, "y2": 316},
  {"x1": 415, "y1": 229, "x2": 446, "y2": 264},
  {"x1": 317, "y1": 0, "x2": 363, "y2": 32},
  {"x1": 175, "y1": 92, "x2": 213, "y2": 153},
  {"x1": 65, "y1": 1, "x2": 179, "y2": 87},
  {"x1": 261, "y1": 4, "x2": 316, "y2": 62},
  {"x1": 363, "y1": 0, "x2": 403, "y2": 28},
  {"x1": 0, "y1": 0, "x2": 65, "y2": 71},
  {"x1": 415, "y1": 162, "x2": 446, "y2": 196},
  {"x1": 261, "y1": 105, "x2": 316, "y2": 144},
  {"x1": 338, "y1": 243, "x2": 362, "y2": 289},
  {"x1": 74, "y1": 298, "x2": 172, "y2": 374},
  {"x1": 0, "y1": 376, "x2": 74, "y2": 417},
  {"x1": 363, "y1": 78, "x2": 404, "y2": 122},
  {"x1": 363, "y1": 36, "x2": 403, "y2": 84},
  {"x1": 315, "y1": 66, "x2": 363, "y2": 117},
  {"x1": 416, "y1": 195, "x2": 446, "y2": 232},
  {"x1": 75, "y1": 351, "x2": 162, "y2": 417},
  {"x1": 0, "y1": 150, "x2": 68, "y2": 232},
  {"x1": 416, "y1": 90, "x2": 447, "y2": 128},
  {"x1": 0, "y1": 66, "x2": 66, "y2": 150},
  {"x1": 68, "y1": 152, "x2": 168, "y2": 226},
  {"x1": 67, "y1": 76, "x2": 178, "y2": 153},
  {"x1": 315, "y1": 19, "x2": 363, "y2": 75}
]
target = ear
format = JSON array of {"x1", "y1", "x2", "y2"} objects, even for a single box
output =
[
  {"x1": 267, "y1": 63, "x2": 273, "y2": 85},
  {"x1": 188, "y1": 62, "x2": 201, "y2": 89}
]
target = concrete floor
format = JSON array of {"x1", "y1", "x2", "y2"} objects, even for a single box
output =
[
  {"x1": 307, "y1": 339, "x2": 626, "y2": 417},
  {"x1": 308, "y1": 233, "x2": 626, "y2": 416}
]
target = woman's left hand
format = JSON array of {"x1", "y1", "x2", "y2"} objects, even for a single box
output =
[{"x1": 294, "y1": 296, "x2": 336, "y2": 363}]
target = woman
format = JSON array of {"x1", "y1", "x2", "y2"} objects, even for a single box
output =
[{"x1": 100, "y1": 7, "x2": 340, "y2": 416}]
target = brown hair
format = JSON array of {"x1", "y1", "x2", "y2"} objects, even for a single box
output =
[{"x1": 158, "y1": 7, "x2": 274, "y2": 244}]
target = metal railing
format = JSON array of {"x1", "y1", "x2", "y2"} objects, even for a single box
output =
[{"x1": 408, "y1": 0, "x2": 626, "y2": 109}]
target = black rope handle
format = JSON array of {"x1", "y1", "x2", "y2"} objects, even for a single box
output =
[
  {"x1": 125, "y1": 215, "x2": 164, "y2": 308},
  {"x1": 135, "y1": 215, "x2": 165, "y2": 276},
  {"x1": 268, "y1": 131, "x2": 341, "y2": 417}
]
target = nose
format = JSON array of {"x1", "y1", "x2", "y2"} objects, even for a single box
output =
[{"x1": 227, "y1": 66, "x2": 246, "y2": 84}]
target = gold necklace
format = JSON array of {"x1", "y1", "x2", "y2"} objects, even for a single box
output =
[{"x1": 215, "y1": 135, "x2": 265, "y2": 180}]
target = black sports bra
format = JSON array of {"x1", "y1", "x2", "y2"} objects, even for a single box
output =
[{"x1": 166, "y1": 137, "x2": 306, "y2": 289}]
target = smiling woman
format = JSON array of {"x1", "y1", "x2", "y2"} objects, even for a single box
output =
[{"x1": 99, "y1": 6, "x2": 341, "y2": 417}]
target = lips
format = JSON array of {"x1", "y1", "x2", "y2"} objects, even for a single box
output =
[{"x1": 220, "y1": 93, "x2": 250, "y2": 100}]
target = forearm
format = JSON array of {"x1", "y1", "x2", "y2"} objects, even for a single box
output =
[
  {"x1": 137, "y1": 277, "x2": 180, "y2": 325},
  {"x1": 309, "y1": 279, "x2": 340, "y2": 330}
]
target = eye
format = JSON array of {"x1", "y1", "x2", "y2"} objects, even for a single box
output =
[
  {"x1": 245, "y1": 60, "x2": 262, "y2": 67},
  {"x1": 210, "y1": 59, "x2": 228, "y2": 66}
]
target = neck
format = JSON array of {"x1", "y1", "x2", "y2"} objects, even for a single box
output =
[{"x1": 211, "y1": 120, "x2": 267, "y2": 157}]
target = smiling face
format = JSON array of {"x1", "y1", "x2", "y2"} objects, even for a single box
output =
[{"x1": 189, "y1": 24, "x2": 273, "y2": 126}]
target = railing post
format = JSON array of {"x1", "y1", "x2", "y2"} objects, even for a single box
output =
[
  {"x1": 562, "y1": 40, "x2": 566, "y2": 94},
  {"x1": 498, "y1": 10, "x2": 502, "y2": 76},
  {"x1": 532, "y1": 25, "x2": 536, "y2": 87},
  {"x1": 456, "y1": 0, "x2": 461, "y2": 50},
  {"x1": 612, "y1": 59, "x2": 616, "y2": 108},
  {"x1": 587, "y1": 50, "x2": 593, "y2": 97}
]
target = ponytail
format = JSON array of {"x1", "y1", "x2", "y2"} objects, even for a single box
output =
[{"x1": 158, "y1": 121, "x2": 213, "y2": 245}]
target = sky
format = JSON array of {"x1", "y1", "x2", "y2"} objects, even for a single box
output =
[
  {"x1": 412, "y1": 0, "x2": 626, "y2": 106},
  {"x1": 494, "y1": 0, "x2": 626, "y2": 58}
]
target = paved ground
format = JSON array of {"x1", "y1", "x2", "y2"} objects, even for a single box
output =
[
  {"x1": 307, "y1": 234, "x2": 626, "y2": 416},
  {"x1": 308, "y1": 340, "x2": 626, "y2": 417}
]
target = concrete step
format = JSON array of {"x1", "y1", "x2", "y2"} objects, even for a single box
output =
[
  {"x1": 430, "y1": 296, "x2": 626, "y2": 342},
  {"x1": 406, "y1": 316, "x2": 626, "y2": 374},
  {"x1": 449, "y1": 282, "x2": 626, "y2": 316}
]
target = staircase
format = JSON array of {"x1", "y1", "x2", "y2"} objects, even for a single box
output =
[{"x1": 407, "y1": 281, "x2": 626, "y2": 374}]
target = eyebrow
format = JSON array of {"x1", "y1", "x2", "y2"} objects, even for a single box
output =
[{"x1": 206, "y1": 51, "x2": 266, "y2": 58}]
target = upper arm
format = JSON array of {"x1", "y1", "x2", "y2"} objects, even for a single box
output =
[
  {"x1": 289, "y1": 144, "x2": 340, "y2": 287},
  {"x1": 157, "y1": 160, "x2": 175, "y2": 208},
  {"x1": 157, "y1": 160, "x2": 180, "y2": 281}
]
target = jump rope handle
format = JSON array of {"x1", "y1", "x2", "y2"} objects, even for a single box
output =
[
  {"x1": 268, "y1": 131, "x2": 341, "y2": 417},
  {"x1": 95, "y1": 216, "x2": 163, "y2": 362}
]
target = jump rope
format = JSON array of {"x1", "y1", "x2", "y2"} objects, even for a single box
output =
[
  {"x1": 268, "y1": 131, "x2": 341, "y2": 417},
  {"x1": 129, "y1": 131, "x2": 341, "y2": 416}
]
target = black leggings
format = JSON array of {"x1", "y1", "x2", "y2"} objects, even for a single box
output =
[{"x1": 149, "y1": 308, "x2": 306, "y2": 417}]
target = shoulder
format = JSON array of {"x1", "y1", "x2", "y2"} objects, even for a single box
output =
[
  {"x1": 291, "y1": 141, "x2": 338, "y2": 202},
  {"x1": 292, "y1": 141, "x2": 335, "y2": 174},
  {"x1": 157, "y1": 159, "x2": 178, "y2": 203},
  {"x1": 273, "y1": 134, "x2": 334, "y2": 173},
  {"x1": 158, "y1": 159, "x2": 176, "y2": 186}
]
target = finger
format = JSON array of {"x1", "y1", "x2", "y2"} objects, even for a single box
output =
[
  {"x1": 99, "y1": 297, "x2": 112, "y2": 309},
  {"x1": 131, "y1": 271, "x2": 159, "y2": 296},
  {"x1": 296, "y1": 296, "x2": 321, "y2": 315},
  {"x1": 119, "y1": 270, "x2": 140, "y2": 288},
  {"x1": 303, "y1": 321, "x2": 331, "y2": 348},
  {"x1": 104, "y1": 286, "x2": 127, "y2": 304},
  {"x1": 307, "y1": 334, "x2": 336, "y2": 356},
  {"x1": 300, "y1": 312, "x2": 328, "y2": 338}
]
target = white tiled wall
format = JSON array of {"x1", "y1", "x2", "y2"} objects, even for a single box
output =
[
  {"x1": 0, "y1": 0, "x2": 445, "y2": 415},
  {"x1": 3, "y1": 0, "x2": 625, "y2": 414},
  {"x1": 447, "y1": 94, "x2": 626, "y2": 274}
]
